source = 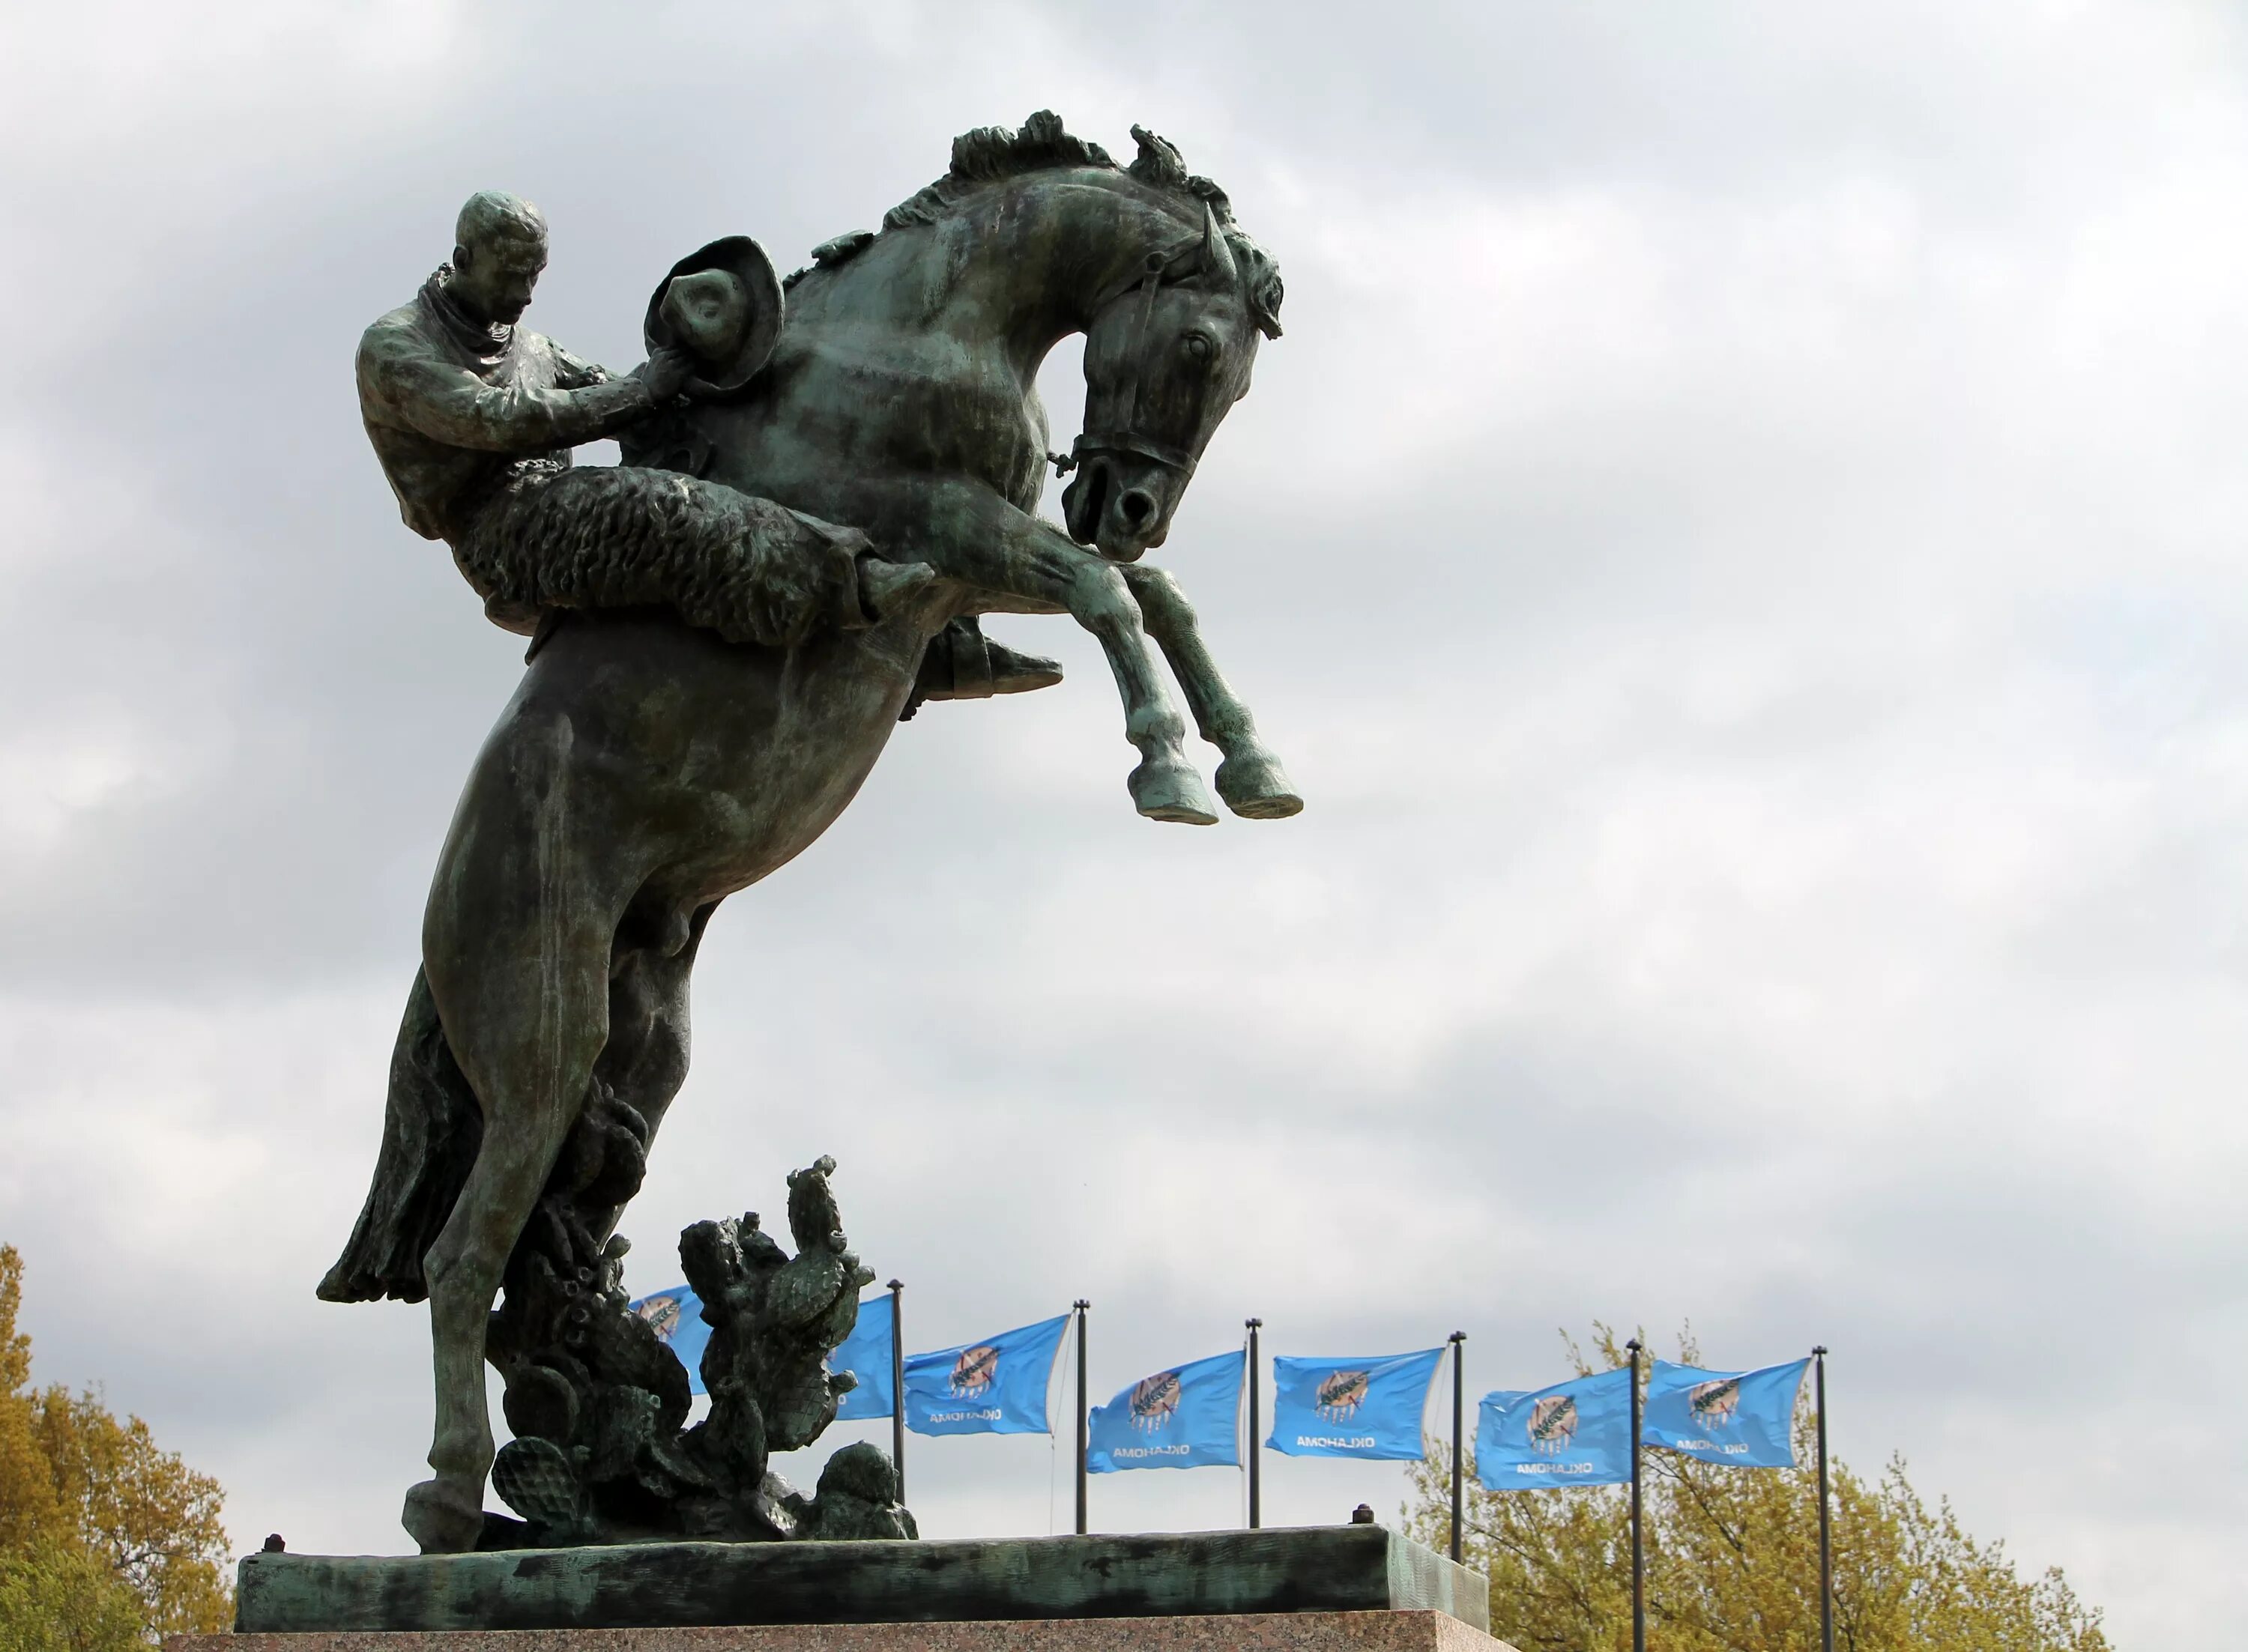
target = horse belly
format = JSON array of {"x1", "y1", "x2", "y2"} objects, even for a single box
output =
[{"x1": 501, "y1": 608, "x2": 927, "y2": 916}]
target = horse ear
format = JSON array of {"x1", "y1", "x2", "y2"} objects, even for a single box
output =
[{"x1": 1200, "y1": 201, "x2": 1239, "y2": 289}]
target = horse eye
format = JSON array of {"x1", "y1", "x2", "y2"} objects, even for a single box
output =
[{"x1": 1184, "y1": 333, "x2": 1213, "y2": 363}]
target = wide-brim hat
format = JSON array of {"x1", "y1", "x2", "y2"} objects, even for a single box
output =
[{"x1": 644, "y1": 234, "x2": 784, "y2": 399}]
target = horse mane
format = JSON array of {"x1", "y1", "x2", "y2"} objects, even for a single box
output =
[
  {"x1": 881, "y1": 109, "x2": 1119, "y2": 229},
  {"x1": 787, "y1": 111, "x2": 1284, "y2": 339}
]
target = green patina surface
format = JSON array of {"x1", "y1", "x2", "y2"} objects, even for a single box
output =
[{"x1": 321, "y1": 112, "x2": 1302, "y2": 1557}]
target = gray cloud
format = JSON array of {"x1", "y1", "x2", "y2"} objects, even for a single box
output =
[{"x1": 2, "y1": 1, "x2": 2243, "y2": 1644}]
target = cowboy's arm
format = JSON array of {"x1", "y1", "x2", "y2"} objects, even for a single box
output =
[
  {"x1": 358, "y1": 326, "x2": 653, "y2": 453},
  {"x1": 549, "y1": 344, "x2": 611, "y2": 392}
]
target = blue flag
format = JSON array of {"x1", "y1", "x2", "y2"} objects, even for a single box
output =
[
  {"x1": 830, "y1": 1292, "x2": 896, "y2": 1421},
  {"x1": 1642, "y1": 1358, "x2": 1808, "y2": 1468},
  {"x1": 628, "y1": 1283, "x2": 713, "y2": 1397},
  {"x1": 1087, "y1": 1350, "x2": 1243, "y2": 1473},
  {"x1": 903, "y1": 1314, "x2": 1069, "y2": 1436},
  {"x1": 1475, "y1": 1368, "x2": 1635, "y2": 1489},
  {"x1": 1266, "y1": 1348, "x2": 1443, "y2": 1459}
]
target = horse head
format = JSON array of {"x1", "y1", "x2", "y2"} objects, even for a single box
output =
[{"x1": 1063, "y1": 199, "x2": 1281, "y2": 561}]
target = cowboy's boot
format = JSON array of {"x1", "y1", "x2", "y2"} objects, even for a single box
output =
[{"x1": 902, "y1": 617, "x2": 1062, "y2": 719}]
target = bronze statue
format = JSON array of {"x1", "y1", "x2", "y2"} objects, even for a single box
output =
[
  {"x1": 322, "y1": 112, "x2": 1295, "y2": 1554},
  {"x1": 354, "y1": 187, "x2": 1055, "y2": 698}
]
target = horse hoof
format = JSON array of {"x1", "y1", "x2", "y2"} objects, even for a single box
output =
[
  {"x1": 1128, "y1": 758, "x2": 1219, "y2": 825},
  {"x1": 1216, "y1": 749, "x2": 1304, "y2": 820},
  {"x1": 402, "y1": 1477, "x2": 486, "y2": 1555}
]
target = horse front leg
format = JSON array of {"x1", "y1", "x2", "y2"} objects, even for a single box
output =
[
  {"x1": 1121, "y1": 565, "x2": 1302, "y2": 820},
  {"x1": 1072, "y1": 557, "x2": 1218, "y2": 824},
  {"x1": 903, "y1": 487, "x2": 1216, "y2": 823}
]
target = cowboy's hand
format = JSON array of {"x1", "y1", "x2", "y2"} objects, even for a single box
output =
[{"x1": 637, "y1": 345, "x2": 695, "y2": 402}]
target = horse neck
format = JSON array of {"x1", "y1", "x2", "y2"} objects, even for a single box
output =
[{"x1": 949, "y1": 174, "x2": 1194, "y2": 377}]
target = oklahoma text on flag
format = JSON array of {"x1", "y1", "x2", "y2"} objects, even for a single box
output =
[
  {"x1": 1087, "y1": 1349, "x2": 1243, "y2": 1472},
  {"x1": 830, "y1": 1292, "x2": 895, "y2": 1421},
  {"x1": 1475, "y1": 1367, "x2": 1634, "y2": 1489},
  {"x1": 903, "y1": 1314, "x2": 1069, "y2": 1436},
  {"x1": 1641, "y1": 1358, "x2": 1808, "y2": 1468},
  {"x1": 1266, "y1": 1347, "x2": 1444, "y2": 1460},
  {"x1": 628, "y1": 1283, "x2": 714, "y2": 1397}
]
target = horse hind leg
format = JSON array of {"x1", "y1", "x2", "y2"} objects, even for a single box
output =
[
  {"x1": 404, "y1": 721, "x2": 624, "y2": 1552},
  {"x1": 567, "y1": 899, "x2": 716, "y2": 1260},
  {"x1": 405, "y1": 941, "x2": 612, "y2": 1553}
]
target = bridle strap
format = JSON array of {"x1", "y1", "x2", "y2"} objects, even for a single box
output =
[
  {"x1": 1072, "y1": 430, "x2": 1198, "y2": 478},
  {"x1": 1054, "y1": 239, "x2": 1209, "y2": 482},
  {"x1": 1114, "y1": 252, "x2": 1167, "y2": 437}
]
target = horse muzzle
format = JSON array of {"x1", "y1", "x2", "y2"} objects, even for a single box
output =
[{"x1": 1061, "y1": 447, "x2": 1185, "y2": 562}]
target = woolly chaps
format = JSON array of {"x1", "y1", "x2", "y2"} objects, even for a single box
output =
[{"x1": 453, "y1": 464, "x2": 875, "y2": 649}]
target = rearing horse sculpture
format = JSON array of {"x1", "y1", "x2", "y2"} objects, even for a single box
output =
[{"x1": 321, "y1": 112, "x2": 1293, "y2": 1553}]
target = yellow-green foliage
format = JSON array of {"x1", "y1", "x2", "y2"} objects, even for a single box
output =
[
  {"x1": 0, "y1": 1247, "x2": 232, "y2": 1643},
  {"x1": 1403, "y1": 1328, "x2": 2106, "y2": 1652},
  {"x1": 0, "y1": 1545, "x2": 145, "y2": 1652}
]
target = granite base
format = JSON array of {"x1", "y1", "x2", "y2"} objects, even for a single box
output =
[
  {"x1": 167, "y1": 1609, "x2": 1517, "y2": 1651},
  {"x1": 231, "y1": 1528, "x2": 1489, "y2": 1636}
]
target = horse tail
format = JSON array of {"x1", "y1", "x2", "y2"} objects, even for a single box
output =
[{"x1": 317, "y1": 966, "x2": 483, "y2": 1304}]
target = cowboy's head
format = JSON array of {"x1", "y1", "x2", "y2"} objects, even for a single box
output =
[{"x1": 450, "y1": 190, "x2": 549, "y2": 326}]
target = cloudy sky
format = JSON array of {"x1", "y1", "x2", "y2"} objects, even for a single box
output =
[{"x1": 4, "y1": 0, "x2": 2244, "y2": 1642}]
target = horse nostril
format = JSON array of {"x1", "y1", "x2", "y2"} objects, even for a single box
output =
[{"x1": 1118, "y1": 489, "x2": 1155, "y2": 528}]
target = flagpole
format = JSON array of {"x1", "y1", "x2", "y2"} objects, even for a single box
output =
[
  {"x1": 1245, "y1": 1317, "x2": 1263, "y2": 1530},
  {"x1": 1447, "y1": 1330, "x2": 1466, "y2": 1564},
  {"x1": 1815, "y1": 1345, "x2": 1832, "y2": 1652},
  {"x1": 1626, "y1": 1338, "x2": 1644, "y2": 1652},
  {"x1": 1073, "y1": 1300, "x2": 1090, "y2": 1536},
  {"x1": 887, "y1": 1280, "x2": 905, "y2": 1503}
]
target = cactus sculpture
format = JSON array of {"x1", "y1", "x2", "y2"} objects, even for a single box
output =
[{"x1": 481, "y1": 1140, "x2": 909, "y2": 1547}]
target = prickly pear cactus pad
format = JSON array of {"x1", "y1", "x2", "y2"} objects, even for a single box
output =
[{"x1": 483, "y1": 1156, "x2": 907, "y2": 1546}]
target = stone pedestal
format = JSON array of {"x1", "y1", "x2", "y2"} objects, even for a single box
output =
[
  {"x1": 226, "y1": 1528, "x2": 1489, "y2": 1636},
  {"x1": 168, "y1": 1610, "x2": 1517, "y2": 1651}
]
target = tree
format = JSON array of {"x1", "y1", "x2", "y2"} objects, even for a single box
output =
[
  {"x1": 0, "y1": 1546, "x2": 145, "y2": 1652},
  {"x1": 0, "y1": 1247, "x2": 232, "y2": 1642},
  {"x1": 1403, "y1": 1328, "x2": 2106, "y2": 1652}
]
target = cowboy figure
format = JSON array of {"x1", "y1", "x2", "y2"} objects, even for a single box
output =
[{"x1": 356, "y1": 188, "x2": 1058, "y2": 701}]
